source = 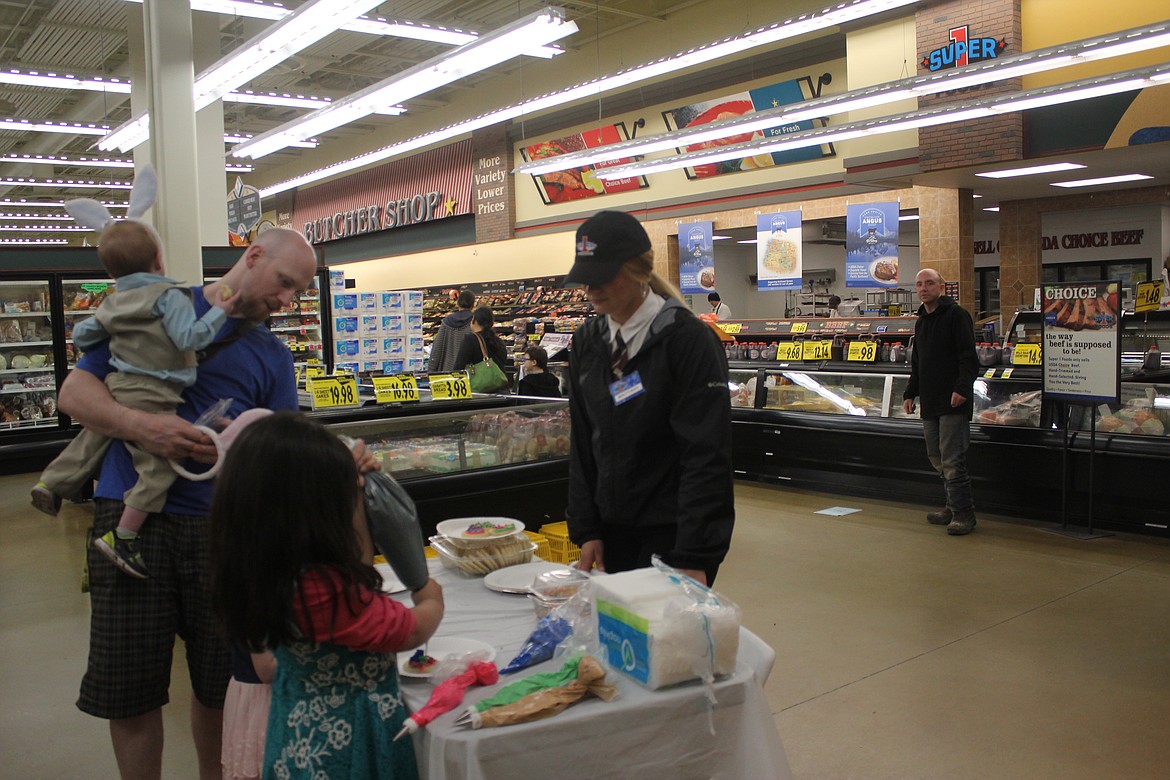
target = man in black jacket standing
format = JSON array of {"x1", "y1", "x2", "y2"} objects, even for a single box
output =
[{"x1": 902, "y1": 268, "x2": 979, "y2": 535}]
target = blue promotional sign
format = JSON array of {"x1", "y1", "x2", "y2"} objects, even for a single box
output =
[
  {"x1": 845, "y1": 202, "x2": 900, "y2": 288},
  {"x1": 679, "y1": 220, "x2": 715, "y2": 295},
  {"x1": 756, "y1": 211, "x2": 802, "y2": 290}
]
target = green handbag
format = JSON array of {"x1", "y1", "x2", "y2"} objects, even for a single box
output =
[{"x1": 467, "y1": 333, "x2": 510, "y2": 393}]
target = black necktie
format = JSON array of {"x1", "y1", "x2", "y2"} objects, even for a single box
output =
[{"x1": 611, "y1": 330, "x2": 629, "y2": 377}]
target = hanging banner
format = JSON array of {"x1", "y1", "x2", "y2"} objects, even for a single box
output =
[
  {"x1": 845, "y1": 202, "x2": 900, "y2": 288},
  {"x1": 662, "y1": 77, "x2": 834, "y2": 179},
  {"x1": 756, "y1": 211, "x2": 802, "y2": 290},
  {"x1": 520, "y1": 122, "x2": 650, "y2": 205},
  {"x1": 679, "y1": 221, "x2": 714, "y2": 294},
  {"x1": 1041, "y1": 280, "x2": 1121, "y2": 404}
]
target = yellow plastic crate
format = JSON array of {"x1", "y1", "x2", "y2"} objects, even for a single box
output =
[
  {"x1": 524, "y1": 530, "x2": 552, "y2": 561},
  {"x1": 538, "y1": 521, "x2": 581, "y2": 564}
]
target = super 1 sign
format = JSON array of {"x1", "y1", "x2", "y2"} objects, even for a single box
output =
[{"x1": 923, "y1": 26, "x2": 1005, "y2": 72}]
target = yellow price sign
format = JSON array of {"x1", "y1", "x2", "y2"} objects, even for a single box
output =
[
  {"x1": 305, "y1": 365, "x2": 326, "y2": 379},
  {"x1": 776, "y1": 341, "x2": 804, "y2": 361},
  {"x1": 887, "y1": 304, "x2": 902, "y2": 317},
  {"x1": 802, "y1": 340, "x2": 832, "y2": 361},
  {"x1": 294, "y1": 365, "x2": 303, "y2": 384},
  {"x1": 716, "y1": 322, "x2": 742, "y2": 334},
  {"x1": 1001, "y1": 368, "x2": 1014, "y2": 379},
  {"x1": 847, "y1": 341, "x2": 877, "y2": 362},
  {"x1": 308, "y1": 375, "x2": 360, "y2": 410},
  {"x1": 1013, "y1": 343, "x2": 1042, "y2": 365},
  {"x1": 983, "y1": 368, "x2": 996, "y2": 378},
  {"x1": 790, "y1": 322, "x2": 808, "y2": 334},
  {"x1": 1136, "y1": 280, "x2": 1163, "y2": 313},
  {"x1": 429, "y1": 371, "x2": 472, "y2": 400},
  {"x1": 372, "y1": 373, "x2": 419, "y2": 404}
]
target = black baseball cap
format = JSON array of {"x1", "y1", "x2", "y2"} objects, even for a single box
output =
[{"x1": 565, "y1": 210, "x2": 651, "y2": 287}]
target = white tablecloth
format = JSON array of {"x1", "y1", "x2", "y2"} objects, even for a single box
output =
[{"x1": 396, "y1": 560, "x2": 792, "y2": 780}]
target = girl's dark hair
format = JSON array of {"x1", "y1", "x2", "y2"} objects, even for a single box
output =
[
  {"x1": 473, "y1": 306, "x2": 503, "y2": 346},
  {"x1": 209, "y1": 411, "x2": 379, "y2": 650}
]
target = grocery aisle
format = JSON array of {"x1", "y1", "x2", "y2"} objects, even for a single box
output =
[{"x1": 2, "y1": 470, "x2": 1169, "y2": 779}]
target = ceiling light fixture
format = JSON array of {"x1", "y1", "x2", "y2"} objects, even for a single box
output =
[
  {"x1": 97, "y1": 114, "x2": 150, "y2": 153},
  {"x1": 0, "y1": 225, "x2": 89, "y2": 232},
  {"x1": 223, "y1": 133, "x2": 319, "y2": 149},
  {"x1": 192, "y1": 0, "x2": 385, "y2": 111},
  {"x1": 0, "y1": 154, "x2": 247, "y2": 174},
  {"x1": 256, "y1": 0, "x2": 921, "y2": 195},
  {"x1": 984, "y1": 206, "x2": 1001, "y2": 212},
  {"x1": 231, "y1": 7, "x2": 579, "y2": 160},
  {"x1": 1, "y1": 177, "x2": 133, "y2": 190},
  {"x1": 0, "y1": 238, "x2": 69, "y2": 245},
  {"x1": 592, "y1": 65, "x2": 1169, "y2": 181},
  {"x1": 0, "y1": 118, "x2": 108, "y2": 136},
  {"x1": 517, "y1": 20, "x2": 1170, "y2": 176},
  {"x1": 0, "y1": 199, "x2": 128, "y2": 208},
  {"x1": 975, "y1": 162, "x2": 1087, "y2": 178},
  {"x1": 1050, "y1": 173, "x2": 1155, "y2": 188}
]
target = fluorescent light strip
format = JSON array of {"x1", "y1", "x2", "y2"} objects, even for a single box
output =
[
  {"x1": 517, "y1": 20, "x2": 1170, "y2": 176},
  {"x1": 192, "y1": 0, "x2": 384, "y2": 110},
  {"x1": 1050, "y1": 173, "x2": 1154, "y2": 188},
  {"x1": 0, "y1": 154, "x2": 135, "y2": 168},
  {"x1": 0, "y1": 238, "x2": 69, "y2": 245},
  {"x1": 0, "y1": 118, "x2": 109, "y2": 136},
  {"x1": 984, "y1": 207, "x2": 1001, "y2": 212},
  {"x1": 0, "y1": 199, "x2": 128, "y2": 208},
  {"x1": 257, "y1": 0, "x2": 923, "y2": 193},
  {"x1": 0, "y1": 225, "x2": 89, "y2": 232},
  {"x1": 976, "y1": 162, "x2": 1087, "y2": 178},
  {"x1": 223, "y1": 91, "x2": 332, "y2": 109},
  {"x1": 1, "y1": 178, "x2": 133, "y2": 190},
  {"x1": 224, "y1": 133, "x2": 319, "y2": 149},
  {"x1": 898, "y1": 214, "x2": 919, "y2": 221},
  {"x1": 0, "y1": 213, "x2": 74, "y2": 220},
  {"x1": 594, "y1": 64, "x2": 1170, "y2": 181},
  {"x1": 98, "y1": 115, "x2": 150, "y2": 153},
  {"x1": 231, "y1": 8, "x2": 578, "y2": 159}
]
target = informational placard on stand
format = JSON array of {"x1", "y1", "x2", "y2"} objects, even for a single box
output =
[{"x1": 1040, "y1": 281, "x2": 1120, "y2": 404}]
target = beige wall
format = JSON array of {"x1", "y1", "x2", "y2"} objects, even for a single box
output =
[{"x1": 842, "y1": 16, "x2": 919, "y2": 157}]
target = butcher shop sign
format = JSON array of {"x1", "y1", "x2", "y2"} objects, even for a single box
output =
[{"x1": 1041, "y1": 280, "x2": 1120, "y2": 404}]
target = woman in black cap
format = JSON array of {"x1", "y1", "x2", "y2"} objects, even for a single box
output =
[{"x1": 564, "y1": 210, "x2": 734, "y2": 586}]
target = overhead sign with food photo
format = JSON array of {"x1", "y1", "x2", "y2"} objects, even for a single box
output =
[
  {"x1": 845, "y1": 202, "x2": 900, "y2": 288},
  {"x1": 662, "y1": 77, "x2": 833, "y2": 180},
  {"x1": 679, "y1": 220, "x2": 715, "y2": 295},
  {"x1": 1041, "y1": 281, "x2": 1121, "y2": 404},
  {"x1": 520, "y1": 122, "x2": 649, "y2": 205},
  {"x1": 756, "y1": 211, "x2": 802, "y2": 290}
]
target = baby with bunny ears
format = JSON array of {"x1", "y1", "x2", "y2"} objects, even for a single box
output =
[{"x1": 31, "y1": 164, "x2": 265, "y2": 580}]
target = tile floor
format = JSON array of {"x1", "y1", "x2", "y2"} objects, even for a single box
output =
[{"x1": 2, "y1": 470, "x2": 1169, "y2": 779}]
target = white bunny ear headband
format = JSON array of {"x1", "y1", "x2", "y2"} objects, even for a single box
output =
[{"x1": 65, "y1": 163, "x2": 158, "y2": 231}]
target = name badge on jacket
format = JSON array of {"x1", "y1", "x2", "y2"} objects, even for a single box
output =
[{"x1": 609, "y1": 370, "x2": 645, "y2": 406}]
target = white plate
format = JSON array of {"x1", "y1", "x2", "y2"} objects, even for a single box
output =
[
  {"x1": 375, "y1": 562, "x2": 407, "y2": 595},
  {"x1": 483, "y1": 560, "x2": 573, "y2": 594},
  {"x1": 436, "y1": 517, "x2": 525, "y2": 542},
  {"x1": 397, "y1": 637, "x2": 497, "y2": 679},
  {"x1": 697, "y1": 267, "x2": 717, "y2": 290}
]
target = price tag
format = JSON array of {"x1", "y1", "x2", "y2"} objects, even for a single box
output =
[
  {"x1": 372, "y1": 373, "x2": 419, "y2": 404},
  {"x1": 1001, "y1": 368, "x2": 1014, "y2": 379},
  {"x1": 887, "y1": 304, "x2": 901, "y2": 317},
  {"x1": 429, "y1": 371, "x2": 472, "y2": 400},
  {"x1": 802, "y1": 340, "x2": 832, "y2": 361},
  {"x1": 527, "y1": 333, "x2": 542, "y2": 342},
  {"x1": 790, "y1": 322, "x2": 808, "y2": 334},
  {"x1": 1136, "y1": 280, "x2": 1163, "y2": 313},
  {"x1": 983, "y1": 368, "x2": 997, "y2": 378},
  {"x1": 847, "y1": 341, "x2": 877, "y2": 362},
  {"x1": 307, "y1": 375, "x2": 360, "y2": 410},
  {"x1": 294, "y1": 365, "x2": 303, "y2": 384},
  {"x1": 716, "y1": 322, "x2": 742, "y2": 334},
  {"x1": 305, "y1": 365, "x2": 326, "y2": 379},
  {"x1": 776, "y1": 341, "x2": 804, "y2": 361},
  {"x1": 1013, "y1": 343, "x2": 1042, "y2": 365}
]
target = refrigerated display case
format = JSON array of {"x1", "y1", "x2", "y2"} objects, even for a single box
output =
[{"x1": 0, "y1": 279, "x2": 57, "y2": 432}]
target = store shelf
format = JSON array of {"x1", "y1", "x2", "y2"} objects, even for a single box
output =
[
  {"x1": 0, "y1": 311, "x2": 49, "y2": 318},
  {"x1": 0, "y1": 340, "x2": 53, "y2": 348},
  {"x1": 0, "y1": 368, "x2": 53, "y2": 376}
]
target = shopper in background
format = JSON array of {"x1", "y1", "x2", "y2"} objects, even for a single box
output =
[
  {"x1": 827, "y1": 294, "x2": 842, "y2": 318},
  {"x1": 707, "y1": 291, "x2": 732, "y2": 320},
  {"x1": 429, "y1": 289, "x2": 475, "y2": 373},
  {"x1": 902, "y1": 268, "x2": 979, "y2": 536},
  {"x1": 517, "y1": 346, "x2": 561, "y2": 397},
  {"x1": 565, "y1": 210, "x2": 734, "y2": 586},
  {"x1": 209, "y1": 412, "x2": 443, "y2": 779},
  {"x1": 58, "y1": 227, "x2": 319, "y2": 780},
  {"x1": 454, "y1": 305, "x2": 511, "y2": 390}
]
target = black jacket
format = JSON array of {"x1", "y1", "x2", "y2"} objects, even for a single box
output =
[
  {"x1": 517, "y1": 371, "x2": 561, "y2": 398},
  {"x1": 903, "y1": 296, "x2": 978, "y2": 419},
  {"x1": 566, "y1": 298, "x2": 734, "y2": 572},
  {"x1": 454, "y1": 330, "x2": 510, "y2": 374}
]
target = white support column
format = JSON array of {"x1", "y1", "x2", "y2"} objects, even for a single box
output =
[
  {"x1": 193, "y1": 11, "x2": 228, "y2": 249},
  {"x1": 143, "y1": 0, "x2": 202, "y2": 284}
]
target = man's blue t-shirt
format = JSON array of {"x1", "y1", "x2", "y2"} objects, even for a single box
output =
[{"x1": 76, "y1": 285, "x2": 298, "y2": 516}]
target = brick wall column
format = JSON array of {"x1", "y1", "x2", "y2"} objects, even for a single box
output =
[
  {"x1": 998, "y1": 201, "x2": 1042, "y2": 315},
  {"x1": 471, "y1": 124, "x2": 515, "y2": 243},
  {"x1": 916, "y1": 0, "x2": 1023, "y2": 172},
  {"x1": 916, "y1": 185, "x2": 976, "y2": 315}
]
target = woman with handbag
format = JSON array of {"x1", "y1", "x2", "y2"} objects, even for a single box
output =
[{"x1": 454, "y1": 306, "x2": 512, "y2": 393}]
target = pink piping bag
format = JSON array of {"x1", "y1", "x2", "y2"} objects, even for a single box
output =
[{"x1": 394, "y1": 660, "x2": 500, "y2": 741}]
